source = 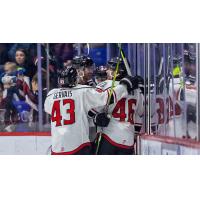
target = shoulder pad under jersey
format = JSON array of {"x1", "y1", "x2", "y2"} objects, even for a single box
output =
[
  {"x1": 96, "y1": 80, "x2": 118, "y2": 91},
  {"x1": 46, "y1": 88, "x2": 59, "y2": 97}
]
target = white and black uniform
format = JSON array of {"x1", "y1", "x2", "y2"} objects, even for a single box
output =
[
  {"x1": 167, "y1": 77, "x2": 197, "y2": 139},
  {"x1": 91, "y1": 80, "x2": 144, "y2": 154},
  {"x1": 44, "y1": 84, "x2": 128, "y2": 155}
]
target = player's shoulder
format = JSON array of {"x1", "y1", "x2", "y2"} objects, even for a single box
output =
[
  {"x1": 46, "y1": 88, "x2": 59, "y2": 98},
  {"x1": 71, "y1": 84, "x2": 95, "y2": 92},
  {"x1": 96, "y1": 80, "x2": 119, "y2": 91},
  {"x1": 47, "y1": 85, "x2": 94, "y2": 96},
  {"x1": 75, "y1": 84, "x2": 92, "y2": 89},
  {"x1": 126, "y1": 88, "x2": 141, "y2": 100},
  {"x1": 173, "y1": 77, "x2": 182, "y2": 85}
]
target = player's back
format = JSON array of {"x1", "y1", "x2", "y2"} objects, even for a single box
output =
[
  {"x1": 44, "y1": 85, "x2": 93, "y2": 153},
  {"x1": 95, "y1": 80, "x2": 144, "y2": 147},
  {"x1": 167, "y1": 77, "x2": 185, "y2": 137}
]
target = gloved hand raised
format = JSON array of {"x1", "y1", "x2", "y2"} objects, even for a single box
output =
[{"x1": 119, "y1": 75, "x2": 139, "y2": 94}]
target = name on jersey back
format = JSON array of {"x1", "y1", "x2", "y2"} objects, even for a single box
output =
[{"x1": 53, "y1": 90, "x2": 73, "y2": 99}]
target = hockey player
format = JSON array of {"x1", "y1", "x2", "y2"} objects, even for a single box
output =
[
  {"x1": 151, "y1": 55, "x2": 183, "y2": 136},
  {"x1": 94, "y1": 65, "x2": 108, "y2": 84},
  {"x1": 72, "y1": 55, "x2": 96, "y2": 87},
  {"x1": 154, "y1": 54, "x2": 188, "y2": 138},
  {"x1": 184, "y1": 51, "x2": 197, "y2": 139},
  {"x1": 72, "y1": 55, "x2": 98, "y2": 150},
  {"x1": 90, "y1": 58, "x2": 144, "y2": 155},
  {"x1": 87, "y1": 65, "x2": 109, "y2": 152},
  {"x1": 44, "y1": 65, "x2": 137, "y2": 155}
]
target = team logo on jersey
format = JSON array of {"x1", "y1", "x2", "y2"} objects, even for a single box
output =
[{"x1": 97, "y1": 81, "x2": 108, "y2": 89}]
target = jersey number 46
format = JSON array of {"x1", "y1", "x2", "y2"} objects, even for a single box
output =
[
  {"x1": 51, "y1": 99, "x2": 75, "y2": 126},
  {"x1": 112, "y1": 98, "x2": 137, "y2": 124}
]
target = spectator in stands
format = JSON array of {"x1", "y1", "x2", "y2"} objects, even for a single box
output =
[
  {"x1": 25, "y1": 73, "x2": 47, "y2": 131},
  {"x1": 0, "y1": 62, "x2": 30, "y2": 100},
  {"x1": 8, "y1": 44, "x2": 31, "y2": 61},
  {"x1": 0, "y1": 62, "x2": 33, "y2": 132},
  {"x1": 15, "y1": 48, "x2": 37, "y2": 79},
  {"x1": 0, "y1": 61, "x2": 16, "y2": 79},
  {"x1": 16, "y1": 67, "x2": 31, "y2": 100},
  {"x1": 1, "y1": 75, "x2": 20, "y2": 131},
  {"x1": 29, "y1": 44, "x2": 59, "y2": 89}
]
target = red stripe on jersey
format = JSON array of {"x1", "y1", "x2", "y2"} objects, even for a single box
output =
[
  {"x1": 96, "y1": 88, "x2": 103, "y2": 93},
  {"x1": 51, "y1": 142, "x2": 91, "y2": 155},
  {"x1": 100, "y1": 133, "x2": 134, "y2": 149},
  {"x1": 91, "y1": 108, "x2": 98, "y2": 114},
  {"x1": 186, "y1": 84, "x2": 196, "y2": 90},
  {"x1": 0, "y1": 132, "x2": 51, "y2": 136},
  {"x1": 96, "y1": 87, "x2": 112, "y2": 93}
]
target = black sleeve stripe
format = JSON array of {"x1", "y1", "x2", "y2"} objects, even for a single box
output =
[
  {"x1": 113, "y1": 90, "x2": 117, "y2": 102},
  {"x1": 106, "y1": 89, "x2": 114, "y2": 105},
  {"x1": 88, "y1": 110, "x2": 96, "y2": 118},
  {"x1": 109, "y1": 94, "x2": 114, "y2": 104}
]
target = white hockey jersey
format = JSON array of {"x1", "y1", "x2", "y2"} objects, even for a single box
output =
[
  {"x1": 44, "y1": 84, "x2": 128, "y2": 153},
  {"x1": 185, "y1": 82, "x2": 197, "y2": 139},
  {"x1": 92, "y1": 80, "x2": 144, "y2": 147},
  {"x1": 167, "y1": 77, "x2": 197, "y2": 139},
  {"x1": 167, "y1": 77, "x2": 185, "y2": 138}
]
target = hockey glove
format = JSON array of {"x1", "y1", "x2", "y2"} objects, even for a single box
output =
[
  {"x1": 94, "y1": 112, "x2": 110, "y2": 127},
  {"x1": 119, "y1": 75, "x2": 139, "y2": 94}
]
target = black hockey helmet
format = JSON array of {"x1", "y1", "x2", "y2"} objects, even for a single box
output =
[
  {"x1": 173, "y1": 54, "x2": 182, "y2": 65},
  {"x1": 184, "y1": 50, "x2": 196, "y2": 64},
  {"x1": 95, "y1": 65, "x2": 108, "y2": 78},
  {"x1": 72, "y1": 55, "x2": 94, "y2": 69},
  {"x1": 107, "y1": 57, "x2": 127, "y2": 81},
  {"x1": 58, "y1": 66, "x2": 78, "y2": 88},
  {"x1": 94, "y1": 65, "x2": 108, "y2": 83}
]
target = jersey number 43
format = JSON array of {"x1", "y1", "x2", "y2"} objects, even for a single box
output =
[{"x1": 51, "y1": 99, "x2": 75, "y2": 126}]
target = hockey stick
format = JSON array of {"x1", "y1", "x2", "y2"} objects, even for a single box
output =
[
  {"x1": 118, "y1": 44, "x2": 132, "y2": 76},
  {"x1": 158, "y1": 57, "x2": 164, "y2": 77},
  {"x1": 95, "y1": 44, "x2": 132, "y2": 154},
  {"x1": 105, "y1": 60, "x2": 121, "y2": 112},
  {"x1": 95, "y1": 48, "x2": 121, "y2": 154}
]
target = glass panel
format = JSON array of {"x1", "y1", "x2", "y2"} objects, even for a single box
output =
[
  {"x1": 197, "y1": 44, "x2": 200, "y2": 141},
  {"x1": 183, "y1": 43, "x2": 197, "y2": 139},
  {"x1": 0, "y1": 43, "x2": 198, "y2": 143},
  {"x1": 146, "y1": 43, "x2": 198, "y2": 141}
]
